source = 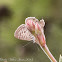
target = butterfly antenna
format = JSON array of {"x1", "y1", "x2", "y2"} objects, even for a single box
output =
[
  {"x1": 36, "y1": 45, "x2": 40, "y2": 51},
  {"x1": 34, "y1": 44, "x2": 40, "y2": 51},
  {"x1": 22, "y1": 41, "x2": 32, "y2": 47}
]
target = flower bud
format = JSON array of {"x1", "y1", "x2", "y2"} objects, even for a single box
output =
[
  {"x1": 25, "y1": 17, "x2": 46, "y2": 46},
  {"x1": 35, "y1": 22, "x2": 41, "y2": 34},
  {"x1": 40, "y1": 19, "x2": 45, "y2": 28},
  {"x1": 25, "y1": 17, "x2": 39, "y2": 23},
  {"x1": 36, "y1": 34, "x2": 46, "y2": 46},
  {"x1": 25, "y1": 19, "x2": 35, "y2": 31},
  {"x1": 35, "y1": 22, "x2": 46, "y2": 46}
]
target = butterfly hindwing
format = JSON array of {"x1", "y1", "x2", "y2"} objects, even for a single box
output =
[{"x1": 14, "y1": 24, "x2": 34, "y2": 41}]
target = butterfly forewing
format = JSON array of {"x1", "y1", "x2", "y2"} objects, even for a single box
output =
[{"x1": 14, "y1": 24, "x2": 35, "y2": 41}]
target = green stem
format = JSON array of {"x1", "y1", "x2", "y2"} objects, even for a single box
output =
[{"x1": 39, "y1": 44, "x2": 57, "y2": 62}]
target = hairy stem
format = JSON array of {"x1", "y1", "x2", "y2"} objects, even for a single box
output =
[{"x1": 39, "y1": 44, "x2": 57, "y2": 62}]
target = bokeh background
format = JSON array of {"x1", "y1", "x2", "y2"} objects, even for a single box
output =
[{"x1": 0, "y1": 0, "x2": 62, "y2": 62}]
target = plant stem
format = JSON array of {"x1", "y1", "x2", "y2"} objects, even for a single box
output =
[{"x1": 39, "y1": 44, "x2": 57, "y2": 62}]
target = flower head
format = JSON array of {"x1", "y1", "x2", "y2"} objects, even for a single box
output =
[{"x1": 25, "y1": 17, "x2": 46, "y2": 46}]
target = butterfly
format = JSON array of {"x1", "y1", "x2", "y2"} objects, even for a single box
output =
[{"x1": 14, "y1": 24, "x2": 36, "y2": 43}]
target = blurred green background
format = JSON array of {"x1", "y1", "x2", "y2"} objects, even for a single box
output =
[{"x1": 0, "y1": 0, "x2": 62, "y2": 62}]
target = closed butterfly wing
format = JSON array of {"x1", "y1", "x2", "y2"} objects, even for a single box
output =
[{"x1": 14, "y1": 24, "x2": 35, "y2": 41}]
